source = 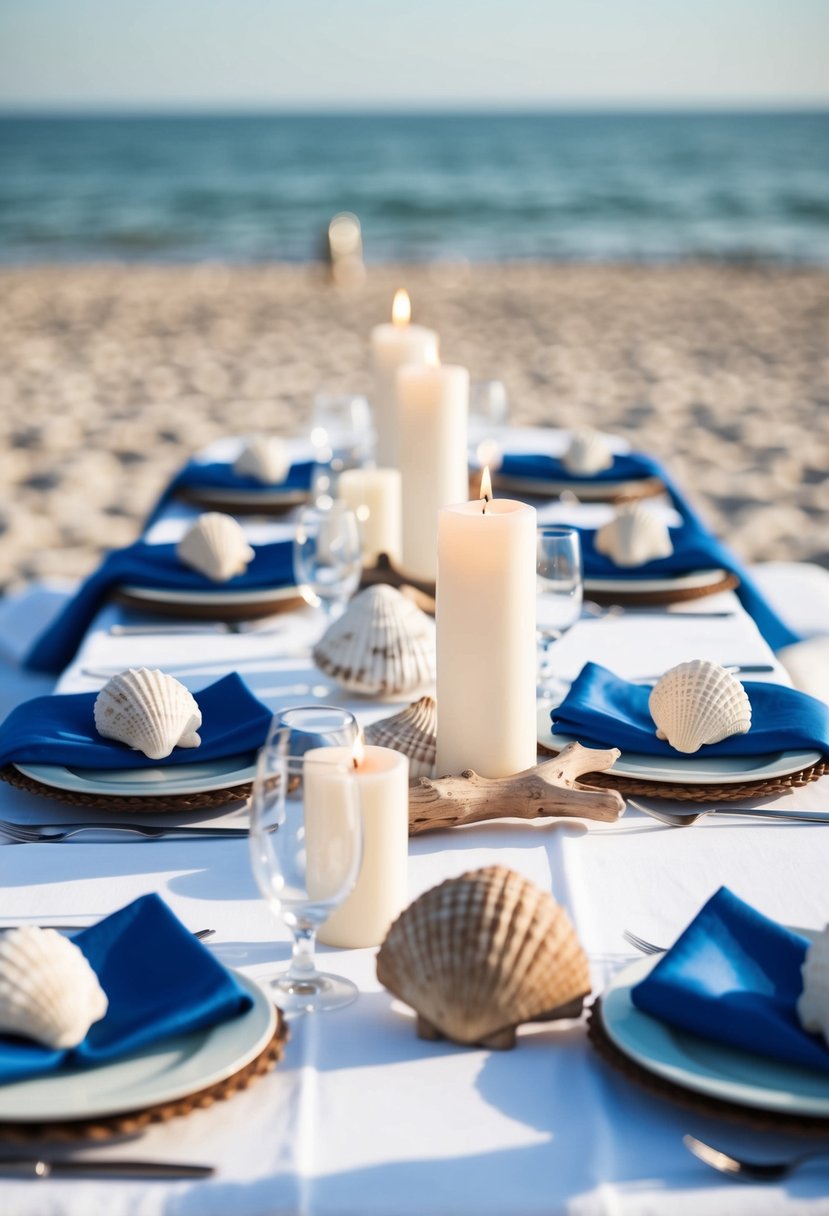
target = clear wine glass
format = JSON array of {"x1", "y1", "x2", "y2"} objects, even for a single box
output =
[
  {"x1": 249, "y1": 724, "x2": 363, "y2": 1015},
  {"x1": 536, "y1": 525, "x2": 583, "y2": 702},
  {"x1": 293, "y1": 500, "x2": 362, "y2": 622}
]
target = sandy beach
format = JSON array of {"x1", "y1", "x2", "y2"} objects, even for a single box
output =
[{"x1": 0, "y1": 261, "x2": 827, "y2": 591}]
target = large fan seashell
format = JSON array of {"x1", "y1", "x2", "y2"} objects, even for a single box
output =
[
  {"x1": 177, "y1": 512, "x2": 255, "y2": 583},
  {"x1": 233, "y1": 435, "x2": 290, "y2": 485},
  {"x1": 376, "y1": 865, "x2": 591, "y2": 1049},
  {"x1": 365, "y1": 696, "x2": 437, "y2": 778},
  {"x1": 0, "y1": 926, "x2": 108, "y2": 1049},
  {"x1": 649, "y1": 659, "x2": 752, "y2": 754},
  {"x1": 563, "y1": 427, "x2": 613, "y2": 475},
  {"x1": 798, "y1": 926, "x2": 829, "y2": 1047},
  {"x1": 94, "y1": 667, "x2": 202, "y2": 760},
  {"x1": 313, "y1": 584, "x2": 436, "y2": 697},
  {"x1": 594, "y1": 502, "x2": 673, "y2": 567}
]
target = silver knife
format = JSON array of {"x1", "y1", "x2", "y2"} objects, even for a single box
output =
[{"x1": 0, "y1": 1157, "x2": 214, "y2": 1179}]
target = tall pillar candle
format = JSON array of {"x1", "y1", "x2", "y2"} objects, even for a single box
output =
[
  {"x1": 370, "y1": 291, "x2": 439, "y2": 468},
  {"x1": 308, "y1": 744, "x2": 409, "y2": 949},
  {"x1": 397, "y1": 363, "x2": 469, "y2": 583},
  {"x1": 436, "y1": 487, "x2": 537, "y2": 778},
  {"x1": 337, "y1": 467, "x2": 402, "y2": 566}
]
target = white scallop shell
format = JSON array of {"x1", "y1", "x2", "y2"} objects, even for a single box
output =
[
  {"x1": 177, "y1": 512, "x2": 255, "y2": 582},
  {"x1": 594, "y1": 503, "x2": 674, "y2": 567},
  {"x1": 0, "y1": 926, "x2": 108, "y2": 1049},
  {"x1": 313, "y1": 584, "x2": 436, "y2": 697},
  {"x1": 798, "y1": 926, "x2": 829, "y2": 1047},
  {"x1": 648, "y1": 659, "x2": 752, "y2": 754},
  {"x1": 233, "y1": 436, "x2": 290, "y2": 484},
  {"x1": 364, "y1": 696, "x2": 437, "y2": 778},
  {"x1": 94, "y1": 667, "x2": 202, "y2": 760},
  {"x1": 563, "y1": 427, "x2": 614, "y2": 475}
]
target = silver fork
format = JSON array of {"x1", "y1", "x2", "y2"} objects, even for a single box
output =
[
  {"x1": 684, "y1": 1134, "x2": 829, "y2": 1182},
  {"x1": 628, "y1": 799, "x2": 829, "y2": 828},
  {"x1": 622, "y1": 928, "x2": 665, "y2": 955},
  {"x1": 0, "y1": 819, "x2": 247, "y2": 843}
]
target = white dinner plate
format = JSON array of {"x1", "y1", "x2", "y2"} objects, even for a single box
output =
[
  {"x1": 491, "y1": 472, "x2": 663, "y2": 501},
  {"x1": 536, "y1": 704, "x2": 822, "y2": 785},
  {"x1": 120, "y1": 582, "x2": 300, "y2": 607},
  {"x1": 14, "y1": 754, "x2": 257, "y2": 797},
  {"x1": 583, "y1": 568, "x2": 728, "y2": 595},
  {"x1": 0, "y1": 972, "x2": 276, "y2": 1122},
  {"x1": 601, "y1": 953, "x2": 829, "y2": 1118}
]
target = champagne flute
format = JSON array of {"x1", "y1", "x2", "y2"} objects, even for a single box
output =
[
  {"x1": 249, "y1": 725, "x2": 363, "y2": 1015},
  {"x1": 536, "y1": 525, "x2": 583, "y2": 701},
  {"x1": 293, "y1": 500, "x2": 362, "y2": 623}
]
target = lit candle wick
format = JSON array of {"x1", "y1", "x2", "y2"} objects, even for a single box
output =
[
  {"x1": 352, "y1": 733, "x2": 365, "y2": 770},
  {"x1": 391, "y1": 289, "x2": 411, "y2": 328},
  {"x1": 480, "y1": 465, "x2": 493, "y2": 515}
]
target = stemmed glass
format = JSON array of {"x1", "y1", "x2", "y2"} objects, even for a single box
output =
[
  {"x1": 293, "y1": 500, "x2": 362, "y2": 623},
  {"x1": 536, "y1": 526, "x2": 583, "y2": 702},
  {"x1": 249, "y1": 708, "x2": 362, "y2": 1014}
]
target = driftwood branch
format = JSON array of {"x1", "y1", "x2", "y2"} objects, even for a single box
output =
[{"x1": 408, "y1": 742, "x2": 624, "y2": 836}]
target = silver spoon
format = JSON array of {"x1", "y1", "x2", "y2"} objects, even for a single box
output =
[
  {"x1": 684, "y1": 1134, "x2": 829, "y2": 1182},
  {"x1": 628, "y1": 799, "x2": 829, "y2": 827}
]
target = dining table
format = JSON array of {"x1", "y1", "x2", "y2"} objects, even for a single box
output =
[{"x1": 0, "y1": 428, "x2": 828, "y2": 1216}]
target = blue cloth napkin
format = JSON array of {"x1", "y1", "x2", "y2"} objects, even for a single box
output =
[
  {"x1": 24, "y1": 538, "x2": 294, "y2": 674},
  {"x1": 0, "y1": 894, "x2": 254, "y2": 1085},
  {"x1": 632, "y1": 887, "x2": 829, "y2": 1074},
  {"x1": 0, "y1": 671, "x2": 272, "y2": 770},
  {"x1": 498, "y1": 450, "x2": 665, "y2": 487},
  {"x1": 146, "y1": 457, "x2": 314, "y2": 526},
  {"x1": 552, "y1": 662, "x2": 829, "y2": 757}
]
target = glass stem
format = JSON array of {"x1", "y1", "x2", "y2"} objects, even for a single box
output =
[{"x1": 287, "y1": 925, "x2": 318, "y2": 983}]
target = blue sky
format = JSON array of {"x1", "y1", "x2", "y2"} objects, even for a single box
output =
[{"x1": 1, "y1": 0, "x2": 827, "y2": 110}]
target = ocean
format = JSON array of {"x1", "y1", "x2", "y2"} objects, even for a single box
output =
[{"x1": 1, "y1": 111, "x2": 828, "y2": 265}]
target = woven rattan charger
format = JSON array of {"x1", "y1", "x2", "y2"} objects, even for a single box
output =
[{"x1": 0, "y1": 764, "x2": 253, "y2": 814}]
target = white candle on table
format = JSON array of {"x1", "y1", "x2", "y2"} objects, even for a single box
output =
[
  {"x1": 337, "y1": 467, "x2": 402, "y2": 566},
  {"x1": 397, "y1": 362, "x2": 469, "y2": 583},
  {"x1": 436, "y1": 468, "x2": 537, "y2": 778},
  {"x1": 370, "y1": 290, "x2": 439, "y2": 468},
  {"x1": 308, "y1": 741, "x2": 409, "y2": 949}
]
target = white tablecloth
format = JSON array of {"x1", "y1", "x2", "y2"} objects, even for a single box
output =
[{"x1": 0, "y1": 504, "x2": 828, "y2": 1215}]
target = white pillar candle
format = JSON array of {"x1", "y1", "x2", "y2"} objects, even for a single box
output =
[
  {"x1": 309, "y1": 743, "x2": 409, "y2": 949},
  {"x1": 370, "y1": 290, "x2": 439, "y2": 468},
  {"x1": 337, "y1": 467, "x2": 403, "y2": 566},
  {"x1": 397, "y1": 363, "x2": 469, "y2": 584},
  {"x1": 436, "y1": 478, "x2": 537, "y2": 778}
]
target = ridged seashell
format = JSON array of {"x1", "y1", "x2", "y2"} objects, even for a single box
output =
[
  {"x1": 563, "y1": 427, "x2": 614, "y2": 475},
  {"x1": 313, "y1": 585, "x2": 436, "y2": 697},
  {"x1": 233, "y1": 435, "x2": 290, "y2": 484},
  {"x1": 594, "y1": 503, "x2": 674, "y2": 567},
  {"x1": 94, "y1": 667, "x2": 202, "y2": 760},
  {"x1": 376, "y1": 865, "x2": 591, "y2": 1049},
  {"x1": 0, "y1": 926, "x2": 108, "y2": 1049},
  {"x1": 648, "y1": 659, "x2": 752, "y2": 754},
  {"x1": 364, "y1": 696, "x2": 437, "y2": 778},
  {"x1": 798, "y1": 926, "x2": 829, "y2": 1047},
  {"x1": 177, "y1": 512, "x2": 255, "y2": 582}
]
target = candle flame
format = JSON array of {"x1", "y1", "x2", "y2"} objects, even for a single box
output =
[
  {"x1": 392, "y1": 289, "x2": 411, "y2": 327},
  {"x1": 352, "y1": 733, "x2": 365, "y2": 769},
  {"x1": 480, "y1": 465, "x2": 492, "y2": 513}
]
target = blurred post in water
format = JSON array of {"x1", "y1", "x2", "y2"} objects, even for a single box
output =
[{"x1": 325, "y1": 212, "x2": 365, "y2": 287}]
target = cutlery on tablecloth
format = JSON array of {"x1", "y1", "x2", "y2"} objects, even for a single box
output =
[
  {"x1": 683, "y1": 1134, "x2": 829, "y2": 1182},
  {"x1": 628, "y1": 799, "x2": 829, "y2": 828},
  {"x1": 0, "y1": 1157, "x2": 214, "y2": 1180},
  {"x1": 622, "y1": 928, "x2": 665, "y2": 955},
  {"x1": 585, "y1": 605, "x2": 736, "y2": 620},
  {"x1": 109, "y1": 620, "x2": 292, "y2": 637},
  {"x1": 634, "y1": 664, "x2": 776, "y2": 681},
  {"x1": 0, "y1": 820, "x2": 247, "y2": 844},
  {"x1": 0, "y1": 924, "x2": 216, "y2": 939}
]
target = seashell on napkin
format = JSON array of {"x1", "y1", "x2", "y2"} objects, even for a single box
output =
[
  {"x1": 94, "y1": 667, "x2": 202, "y2": 760},
  {"x1": 177, "y1": 512, "x2": 255, "y2": 582},
  {"x1": 563, "y1": 427, "x2": 614, "y2": 475},
  {"x1": 594, "y1": 502, "x2": 673, "y2": 567},
  {"x1": 233, "y1": 435, "x2": 290, "y2": 485},
  {"x1": 0, "y1": 926, "x2": 108, "y2": 1049},
  {"x1": 648, "y1": 659, "x2": 752, "y2": 754}
]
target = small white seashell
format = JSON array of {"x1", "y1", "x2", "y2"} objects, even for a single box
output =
[
  {"x1": 364, "y1": 696, "x2": 437, "y2": 778},
  {"x1": 0, "y1": 926, "x2": 108, "y2": 1049},
  {"x1": 798, "y1": 926, "x2": 829, "y2": 1047},
  {"x1": 313, "y1": 584, "x2": 436, "y2": 697},
  {"x1": 594, "y1": 503, "x2": 674, "y2": 567},
  {"x1": 94, "y1": 667, "x2": 202, "y2": 760},
  {"x1": 648, "y1": 659, "x2": 752, "y2": 754},
  {"x1": 177, "y1": 512, "x2": 255, "y2": 582},
  {"x1": 233, "y1": 436, "x2": 290, "y2": 485},
  {"x1": 563, "y1": 427, "x2": 614, "y2": 475}
]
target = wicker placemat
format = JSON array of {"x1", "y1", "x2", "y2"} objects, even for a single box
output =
[
  {"x1": 0, "y1": 1012, "x2": 288, "y2": 1143},
  {"x1": 0, "y1": 764, "x2": 253, "y2": 814},
  {"x1": 114, "y1": 589, "x2": 306, "y2": 621},
  {"x1": 584, "y1": 572, "x2": 739, "y2": 607},
  {"x1": 588, "y1": 999, "x2": 829, "y2": 1134}
]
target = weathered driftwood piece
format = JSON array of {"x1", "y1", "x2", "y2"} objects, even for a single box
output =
[{"x1": 408, "y1": 741, "x2": 623, "y2": 836}]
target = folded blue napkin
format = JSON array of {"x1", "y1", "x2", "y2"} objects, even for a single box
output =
[
  {"x1": 498, "y1": 450, "x2": 665, "y2": 487},
  {"x1": 146, "y1": 457, "x2": 314, "y2": 526},
  {"x1": 632, "y1": 887, "x2": 829, "y2": 1074},
  {"x1": 552, "y1": 662, "x2": 829, "y2": 757},
  {"x1": 24, "y1": 537, "x2": 294, "y2": 674},
  {"x1": 0, "y1": 671, "x2": 272, "y2": 770},
  {"x1": 0, "y1": 894, "x2": 253, "y2": 1085}
]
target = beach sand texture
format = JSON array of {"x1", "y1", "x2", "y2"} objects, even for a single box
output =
[{"x1": 0, "y1": 262, "x2": 827, "y2": 590}]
